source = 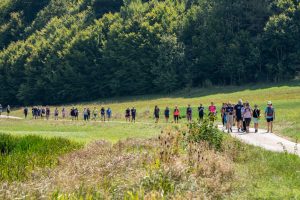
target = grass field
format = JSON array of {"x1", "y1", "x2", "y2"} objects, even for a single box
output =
[
  {"x1": 0, "y1": 82, "x2": 300, "y2": 199},
  {"x1": 3, "y1": 81, "x2": 300, "y2": 141}
]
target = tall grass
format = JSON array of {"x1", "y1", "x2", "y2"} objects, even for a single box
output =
[{"x1": 0, "y1": 134, "x2": 81, "y2": 182}]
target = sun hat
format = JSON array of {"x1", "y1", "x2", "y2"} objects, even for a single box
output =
[{"x1": 267, "y1": 101, "x2": 272, "y2": 105}]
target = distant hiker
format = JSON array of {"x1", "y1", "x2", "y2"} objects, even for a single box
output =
[
  {"x1": 154, "y1": 105, "x2": 160, "y2": 123},
  {"x1": 125, "y1": 108, "x2": 131, "y2": 122},
  {"x1": 234, "y1": 99, "x2": 244, "y2": 132},
  {"x1": 101, "y1": 107, "x2": 105, "y2": 121},
  {"x1": 62, "y1": 107, "x2": 66, "y2": 119},
  {"x1": 46, "y1": 106, "x2": 50, "y2": 120},
  {"x1": 0, "y1": 104, "x2": 2, "y2": 115},
  {"x1": 106, "y1": 108, "x2": 112, "y2": 121},
  {"x1": 87, "y1": 108, "x2": 91, "y2": 120},
  {"x1": 83, "y1": 108, "x2": 88, "y2": 121},
  {"x1": 186, "y1": 104, "x2": 192, "y2": 122},
  {"x1": 41, "y1": 107, "x2": 46, "y2": 118},
  {"x1": 265, "y1": 101, "x2": 275, "y2": 133},
  {"x1": 221, "y1": 103, "x2": 227, "y2": 127},
  {"x1": 54, "y1": 108, "x2": 59, "y2": 120},
  {"x1": 225, "y1": 102, "x2": 234, "y2": 133},
  {"x1": 198, "y1": 104, "x2": 204, "y2": 121},
  {"x1": 75, "y1": 108, "x2": 79, "y2": 120},
  {"x1": 131, "y1": 107, "x2": 137, "y2": 123},
  {"x1": 24, "y1": 107, "x2": 28, "y2": 119},
  {"x1": 243, "y1": 102, "x2": 252, "y2": 133},
  {"x1": 92, "y1": 107, "x2": 98, "y2": 120},
  {"x1": 173, "y1": 106, "x2": 180, "y2": 124},
  {"x1": 6, "y1": 105, "x2": 10, "y2": 117},
  {"x1": 208, "y1": 102, "x2": 216, "y2": 122},
  {"x1": 164, "y1": 107, "x2": 170, "y2": 123},
  {"x1": 241, "y1": 103, "x2": 246, "y2": 132},
  {"x1": 253, "y1": 104, "x2": 260, "y2": 133},
  {"x1": 70, "y1": 107, "x2": 75, "y2": 120}
]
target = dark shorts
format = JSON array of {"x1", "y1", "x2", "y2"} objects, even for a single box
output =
[
  {"x1": 267, "y1": 118, "x2": 273, "y2": 122},
  {"x1": 155, "y1": 114, "x2": 159, "y2": 119},
  {"x1": 245, "y1": 118, "x2": 251, "y2": 126},
  {"x1": 236, "y1": 116, "x2": 242, "y2": 121},
  {"x1": 174, "y1": 115, "x2": 179, "y2": 120}
]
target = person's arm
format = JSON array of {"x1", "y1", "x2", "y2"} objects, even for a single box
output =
[{"x1": 273, "y1": 109, "x2": 275, "y2": 120}]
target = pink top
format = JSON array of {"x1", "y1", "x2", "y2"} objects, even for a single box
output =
[
  {"x1": 209, "y1": 105, "x2": 216, "y2": 113},
  {"x1": 243, "y1": 107, "x2": 252, "y2": 118}
]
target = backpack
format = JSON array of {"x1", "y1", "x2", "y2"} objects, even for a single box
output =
[{"x1": 267, "y1": 107, "x2": 274, "y2": 117}]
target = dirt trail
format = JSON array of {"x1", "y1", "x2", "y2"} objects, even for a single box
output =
[{"x1": 218, "y1": 125, "x2": 299, "y2": 156}]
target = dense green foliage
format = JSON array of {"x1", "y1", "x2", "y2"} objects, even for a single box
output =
[
  {"x1": 0, "y1": 133, "x2": 81, "y2": 181},
  {"x1": 0, "y1": 0, "x2": 299, "y2": 105}
]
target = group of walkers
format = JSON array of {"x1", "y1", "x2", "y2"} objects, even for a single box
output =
[
  {"x1": 25, "y1": 106, "x2": 113, "y2": 121},
  {"x1": 1, "y1": 100, "x2": 275, "y2": 133},
  {"x1": 219, "y1": 100, "x2": 275, "y2": 133}
]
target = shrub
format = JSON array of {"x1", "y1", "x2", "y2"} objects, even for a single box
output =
[{"x1": 185, "y1": 119, "x2": 223, "y2": 151}]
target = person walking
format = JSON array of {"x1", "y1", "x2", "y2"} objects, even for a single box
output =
[
  {"x1": 106, "y1": 107, "x2": 112, "y2": 121},
  {"x1": 24, "y1": 107, "x2": 28, "y2": 119},
  {"x1": 101, "y1": 107, "x2": 105, "y2": 121},
  {"x1": 234, "y1": 99, "x2": 244, "y2": 132},
  {"x1": 131, "y1": 107, "x2": 137, "y2": 123},
  {"x1": 125, "y1": 108, "x2": 131, "y2": 122},
  {"x1": 87, "y1": 108, "x2": 91, "y2": 120},
  {"x1": 75, "y1": 108, "x2": 79, "y2": 120},
  {"x1": 186, "y1": 104, "x2": 192, "y2": 123},
  {"x1": 54, "y1": 108, "x2": 59, "y2": 120},
  {"x1": 70, "y1": 107, "x2": 75, "y2": 120},
  {"x1": 208, "y1": 102, "x2": 216, "y2": 122},
  {"x1": 252, "y1": 104, "x2": 260, "y2": 133},
  {"x1": 243, "y1": 102, "x2": 252, "y2": 133},
  {"x1": 221, "y1": 103, "x2": 227, "y2": 127},
  {"x1": 6, "y1": 105, "x2": 10, "y2": 117},
  {"x1": 0, "y1": 104, "x2": 2, "y2": 115},
  {"x1": 225, "y1": 102, "x2": 234, "y2": 133},
  {"x1": 62, "y1": 107, "x2": 66, "y2": 119},
  {"x1": 164, "y1": 107, "x2": 170, "y2": 123},
  {"x1": 83, "y1": 108, "x2": 88, "y2": 121},
  {"x1": 45, "y1": 106, "x2": 50, "y2": 120},
  {"x1": 198, "y1": 104, "x2": 204, "y2": 121},
  {"x1": 154, "y1": 105, "x2": 160, "y2": 123},
  {"x1": 173, "y1": 106, "x2": 180, "y2": 124},
  {"x1": 265, "y1": 101, "x2": 275, "y2": 133},
  {"x1": 92, "y1": 107, "x2": 98, "y2": 120}
]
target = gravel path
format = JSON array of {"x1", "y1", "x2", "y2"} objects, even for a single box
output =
[
  {"x1": 218, "y1": 125, "x2": 299, "y2": 156},
  {"x1": 0, "y1": 115, "x2": 22, "y2": 119}
]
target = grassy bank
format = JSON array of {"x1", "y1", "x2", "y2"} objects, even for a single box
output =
[
  {"x1": 1, "y1": 123, "x2": 299, "y2": 199},
  {"x1": 0, "y1": 134, "x2": 81, "y2": 182}
]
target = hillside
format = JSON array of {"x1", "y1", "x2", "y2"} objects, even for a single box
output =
[{"x1": 1, "y1": 0, "x2": 300, "y2": 105}]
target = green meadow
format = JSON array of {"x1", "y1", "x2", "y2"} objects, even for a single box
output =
[
  {"x1": 4, "y1": 81, "x2": 300, "y2": 141},
  {"x1": 0, "y1": 82, "x2": 299, "y2": 199}
]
